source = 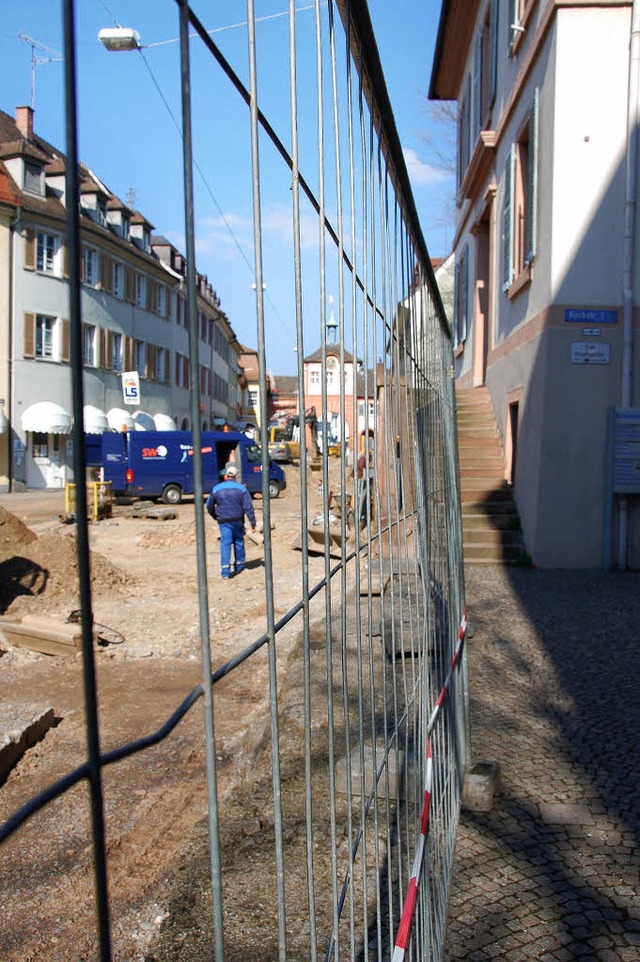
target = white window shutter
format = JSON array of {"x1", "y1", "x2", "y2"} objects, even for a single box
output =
[{"x1": 503, "y1": 146, "x2": 515, "y2": 290}]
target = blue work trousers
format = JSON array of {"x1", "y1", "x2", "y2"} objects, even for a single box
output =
[{"x1": 219, "y1": 520, "x2": 246, "y2": 576}]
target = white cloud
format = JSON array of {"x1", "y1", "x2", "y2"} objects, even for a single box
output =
[
  {"x1": 262, "y1": 204, "x2": 320, "y2": 251},
  {"x1": 403, "y1": 148, "x2": 450, "y2": 187}
]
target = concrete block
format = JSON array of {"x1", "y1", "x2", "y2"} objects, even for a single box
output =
[
  {"x1": 0, "y1": 615, "x2": 95, "y2": 657},
  {"x1": 462, "y1": 759, "x2": 501, "y2": 812},
  {"x1": 335, "y1": 743, "x2": 415, "y2": 800},
  {"x1": 0, "y1": 704, "x2": 56, "y2": 782}
]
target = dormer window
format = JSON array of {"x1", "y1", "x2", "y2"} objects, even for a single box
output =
[
  {"x1": 96, "y1": 197, "x2": 107, "y2": 226},
  {"x1": 23, "y1": 161, "x2": 44, "y2": 195},
  {"x1": 121, "y1": 215, "x2": 130, "y2": 240}
]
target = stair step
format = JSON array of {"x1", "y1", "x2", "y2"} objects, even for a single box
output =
[
  {"x1": 463, "y1": 543, "x2": 528, "y2": 563},
  {"x1": 463, "y1": 527, "x2": 523, "y2": 546}
]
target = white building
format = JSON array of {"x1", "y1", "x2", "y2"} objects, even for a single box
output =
[
  {"x1": 0, "y1": 106, "x2": 242, "y2": 491},
  {"x1": 430, "y1": 0, "x2": 640, "y2": 567}
]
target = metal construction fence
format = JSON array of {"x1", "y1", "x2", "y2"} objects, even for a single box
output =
[{"x1": 1, "y1": 2, "x2": 468, "y2": 960}]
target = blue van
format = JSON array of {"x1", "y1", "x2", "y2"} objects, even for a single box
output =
[{"x1": 95, "y1": 430, "x2": 285, "y2": 504}]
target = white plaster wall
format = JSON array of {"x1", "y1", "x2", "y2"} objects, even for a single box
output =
[{"x1": 551, "y1": 7, "x2": 630, "y2": 305}]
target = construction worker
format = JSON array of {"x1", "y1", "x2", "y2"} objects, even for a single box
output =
[{"x1": 206, "y1": 463, "x2": 257, "y2": 578}]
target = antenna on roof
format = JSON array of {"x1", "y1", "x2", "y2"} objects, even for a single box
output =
[{"x1": 18, "y1": 34, "x2": 63, "y2": 110}]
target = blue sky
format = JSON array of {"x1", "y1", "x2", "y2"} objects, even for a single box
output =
[{"x1": 0, "y1": 1, "x2": 453, "y2": 375}]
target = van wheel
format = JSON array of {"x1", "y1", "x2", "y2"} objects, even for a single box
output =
[
  {"x1": 162, "y1": 484, "x2": 182, "y2": 505},
  {"x1": 268, "y1": 480, "x2": 281, "y2": 499}
]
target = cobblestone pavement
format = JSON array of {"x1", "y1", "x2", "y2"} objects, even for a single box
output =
[{"x1": 446, "y1": 565, "x2": 640, "y2": 962}]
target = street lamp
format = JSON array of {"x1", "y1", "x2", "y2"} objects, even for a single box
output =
[{"x1": 98, "y1": 28, "x2": 141, "y2": 52}]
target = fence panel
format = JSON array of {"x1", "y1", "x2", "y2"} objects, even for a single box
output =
[{"x1": 0, "y1": 2, "x2": 467, "y2": 961}]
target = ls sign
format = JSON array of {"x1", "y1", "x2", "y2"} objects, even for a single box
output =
[{"x1": 122, "y1": 371, "x2": 141, "y2": 405}]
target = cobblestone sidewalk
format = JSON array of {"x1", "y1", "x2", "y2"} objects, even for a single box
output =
[{"x1": 446, "y1": 566, "x2": 640, "y2": 962}]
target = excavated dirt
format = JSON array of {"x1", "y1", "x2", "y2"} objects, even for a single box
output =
[{"x1": 0, "y1": 466, "x2": 350, "y2": 962}]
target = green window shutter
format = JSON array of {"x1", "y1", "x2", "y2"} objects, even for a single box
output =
[
  {"x1": 490, "y1": 0, "x2": 499, "y2": 107},
  {"x1": 502, "y1": 146, "x2": 515, "y2": 290},
  {"x1": 454, "y1": 258, "x2": 460, "y2": 346},
  {"x1": 526, "y1": 88, "x2": 539, "y2": 265},
  {"x1": 474, "y1": 29, "x2": 483, "y2": 138},
  {"x1": 461, "y1": 245, "x2": 469, "y2": 343}
]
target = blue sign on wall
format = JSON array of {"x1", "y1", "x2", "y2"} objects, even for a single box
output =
[
  {"x1": 613, "y1": 409, "x2": 640, "y2": 494},
  {"x1": 565, "y1": 308, "x2": 618, "y2": 324}
]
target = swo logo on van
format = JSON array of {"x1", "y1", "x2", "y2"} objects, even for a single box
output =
[{"x1": 141, "y1": 445, "x2": 168, "y2": 459}]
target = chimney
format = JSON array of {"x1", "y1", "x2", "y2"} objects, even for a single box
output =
[{"x1": 15, "y1": 106, "x2": 34, "y2": 140}]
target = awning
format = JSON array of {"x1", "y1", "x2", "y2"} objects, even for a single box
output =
[
  {"x1": 107, "y1": 408, "x2": 135, "y2": 432},
  {"x1": 83, "y1": 405, "x2": 109, "y2": 434},
  {"x1": 153, "y1": 413, "x2": 177, "y2": 431},
  {"x1": 133, "y1": 410, "x2": 155, "y2": 431},
  {"x1": 22, "y1": 401, "x2": 72, "y2": 434},
  {"x1": 0, "y1": 409, "x2": 7, "y2": 434}
]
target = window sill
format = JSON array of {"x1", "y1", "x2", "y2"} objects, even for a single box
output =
[
  {"x1": 507, "y1": 264, "x2": 532, "y2": 300},
  {"x1": 454, "y1": 342, "x2": 465, "y2": 359}
]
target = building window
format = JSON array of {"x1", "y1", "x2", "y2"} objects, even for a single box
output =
[
  {"x1": 157, "y1": 349, "x2": 167, "y2": 383},
  {"x1": 32, "y1": 432, "x2": 48, "y2": 458},
  {"x1": 457, "y1": 74, "x2": 471, "y2": 190},
  {"x1": 310, "y1": 370, "x2": 320, "y2": 386},
  {"x1": 37, "y1": 232, "x2": 58, "y2": 274},
  {"x1": 249, "y1": 388, "x2": 258, "y2": 409},
  {"x1": 83, "y1": 247, "x2": 98, "y2": 287},
  {"x1": 112, "y1": 261, "x2": 124, "y2": 298},
  {"x1": 83, "y1": 324, "x2": 96, "y2": 366},
  {"x1": 135, "y1": 340, "x2": 146, "y2": 377},
  {"x1": 111, "y1": 332, "x2": 123, "y2": 372},
  {"x1": 135, "y1": 273, "x2": 146, "y2": 308},
  {"x1": 474, "y1": 0, "x2": 498, "y2": 136},
  {"x1": 24, "y1": 161, "x2": 43, "y2": 194},
  {"x1": 156, "y1": 283, "x2": 167, "y2": 317},
  {"x1": 454, "y1": 244, "x2": 469, "y2": 347},
  {"x1": 122, "y1": 216, "x2": 130, "y2": 241},
  {"x1": 503, "y1": 91, "x2": 538, "y2": 291},
  {"x1": 35, "y1": 314, "x2": 56, "y2": 358}
]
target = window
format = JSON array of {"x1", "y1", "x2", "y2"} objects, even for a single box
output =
[
  {"x1": 454, "y1": 245, "x2": 469, "y2": 347},
  {"x1": 35, "y1": 315, "x2": 56, "y2": 358},
  {"x1": 111, "y1": 333, "x2": 123, "y2": 372},
  {"x1": 156, "y1": 283, "x2": 167, "y2": 317},
  {"x1": 83, "y1": 247, "x2": 98, "y2": 286},
  {"x1": 457, "y1": 74, "x2": 472, "y2": 190},
  {"x1": 32, "y1": 432, "x2": 48, "y2": 458},
  {"x1": 24, "y1": 161, "x2": 42, "y2": 194},
  {"x1": 83, "y1": 324, "x2": 96, "y2": 366},
  {"x1": 136, "y1": 273, "x2": 146, "y2": 308},
  {"x1": 157, "y1": 348, "x2": 167, "y2": 383},
  {"x1": 473, "y1": 0, "x2": 498, "y2": 136},
  {"x1": 503, "y1": 91, "x2": 538, "y2": 291},
  {"x1": 121, "y1": 215, "x2": 130, "y2": 241},
  {"x1": 249, "y1": 388, "x2": 258, "y2": 408},
  {"x1": 135, "y1": 340, "x2": 146, "y2": 377},
  {"x1": 112, "y1": 261, "x2": 124, "y2": 298},
  {"x1": 310, "y1": 370, "x2": 320, "y2": 386},
  {"x1": 96, "y1": 198, "x2": 107, "y2": 226},
  {"x1": 37, "y1": 232, "x2": 58, "y2": 274}
]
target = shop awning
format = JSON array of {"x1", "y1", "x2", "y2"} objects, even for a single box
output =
[
  {"x1": 107, "y1": 408, "x2": 135, "y2": 432},
  {"x1": 153, "y1": 413, "x2": 177, "y2": 431},
  {"x1": 22, "y1": 401, "x2": 72, "y2": 434},
  {"x1": 0, "y1": 409, "x2": 7, "y2": 434},
  {"x1": 83, "y1": 405, "x2": 109, "y2": 434},
  {"x1": 133, "y1": 410, "x2": 155, "y2": 431}
]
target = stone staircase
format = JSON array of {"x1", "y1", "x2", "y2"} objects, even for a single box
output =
[{"x1": 456, "y1": 386, "x2": 527, "y2": 565}]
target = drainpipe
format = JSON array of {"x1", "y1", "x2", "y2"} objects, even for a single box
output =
[
  {"x1": 7, "y1": 205, "x2": 23, "y2": 493},
  {"x1": 619, "y1": 0, "x2": 640, "y2": 569}
]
